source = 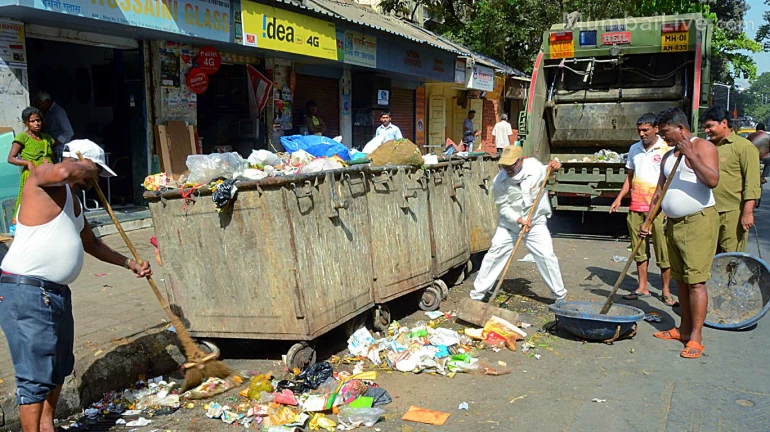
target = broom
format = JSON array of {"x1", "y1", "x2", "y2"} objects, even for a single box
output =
[{"x1": 76, "y1": 153, "x2": 231, "y2": 392}]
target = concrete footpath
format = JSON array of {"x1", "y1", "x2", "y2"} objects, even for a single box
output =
[{"x1": 0, "y1": 228, "x2": 181, "y2": 429}]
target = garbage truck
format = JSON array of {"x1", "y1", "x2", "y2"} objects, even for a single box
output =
[{"x1": 522, "y1": 13, "x2": 714, "y2": 212}]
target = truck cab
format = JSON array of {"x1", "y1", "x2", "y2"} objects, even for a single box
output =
[{"x1": 522, "y1": 14, "x2": 713, "y2": 212}]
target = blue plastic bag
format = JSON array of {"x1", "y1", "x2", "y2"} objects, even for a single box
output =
[{"x1": 280, "y1": 135, "x2": 350, "y2": 161}]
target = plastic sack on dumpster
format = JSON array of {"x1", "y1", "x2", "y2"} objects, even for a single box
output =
[
  {"x1": 362, "y1": 134, "x2": 387, "y2": 154},
  {"x1": 299, "y1": 158, "x2": 344, "y2": 174},
  {"x1": 280, "y1": 135, "x2": 351, "y2": 161},
  {"x1": 186, "y1": 153, "x2": 247, "y2": 185},
  {"x1": 248, "y1": 149, "x2": 282, "y2": 167},
  {"x1": 369, "y1": 139, "x2": 423, "y2": 167}
]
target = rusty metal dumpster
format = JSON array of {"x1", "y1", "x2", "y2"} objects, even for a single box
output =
[
  {"x1": 365, "y1": 166, "x2": 443, "y2": 320},
  {"x1": 145, "y1": 167, "x2": 374, "y2": 369},
  {"x1": 464, "y1": 155, "x2": 499, "y2": 254},
  {"x1": 426, "y1": 161, "x2": 471, "y2": 286}
]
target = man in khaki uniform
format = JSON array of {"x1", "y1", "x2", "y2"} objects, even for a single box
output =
[{"x1": 700, "y1": 106, "x2": 761, "y2": 253}]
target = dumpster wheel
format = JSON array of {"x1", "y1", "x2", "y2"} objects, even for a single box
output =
[
  {"x1": 444, "y1": 264, "x2": 467, "y2": 287},
  {"x1": 419, "y1": 286, "x2": 441, "y2": 311},
  {"x1": 433, "y1": 279, "x2": 449, "y2": 300},
  {"x1": 286, "y1": 342, "x2": 317, "y2": 371},
  {"x1": 372, "y1": 304, "x2": 392, "y2": 333},
  {"x1": 196, "y1": 340, "x2": 221, "y2": 358}
]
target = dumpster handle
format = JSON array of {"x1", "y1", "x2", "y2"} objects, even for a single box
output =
[
  {"x1": 292, "y1": 181, "x2": 314, "y2": 199},
  {"x1": 343, "y1": 172, "x2": 366, "y2": 186},
  {"x1": 326, "y1": 173, "x2": 349, "y2": 218},
  {"x1": 370, "y1": 171, "x2": 391, "y2": 184},
  {"x1": 399, "y1": 168, "x2": 417, "y2": 209}
]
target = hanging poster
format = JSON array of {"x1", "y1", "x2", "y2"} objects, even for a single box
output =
[
  {"x1": 0, "y1": 19, "x2": 26, "y2": 69},
  {"x1": 242, "y1": 2, "x2": 337, "y2": 60},
  {"x1": 159, "y1": 50, "x2": 180, "y2": 88},
  {"x1": 415, "y1": 86, "x2": 425, "y2": 145},
  {"x1": 186, "y1": 68, "x2": 209, "y2": 94},
  {"x1": 196, "y1": 46, "x2": 221, "y2": 75}
]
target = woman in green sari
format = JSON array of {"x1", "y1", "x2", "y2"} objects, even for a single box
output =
[{"x1": 7, "y1": 107, "x2": 55, "y2": 218}]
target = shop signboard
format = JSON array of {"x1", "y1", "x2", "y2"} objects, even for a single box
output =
[
  {"x1": 454, "y1": 58, "x2": 466, "y2": 84},
  {"x1": 425, "y1": 52, "x2": 454, "y2": 82},
  {"x1": 0, "y1": 18, "x2": 25, "y2": 69},
  {"x1": 415, "y1": 86, "x2": 425, "y2": 145},
  {"x1": 337, "y1": 30, "x2": 376, "y2": 68},
  {"x1": 197, "y1": 46, "x2": 221, "y2": 75},
  {"x1": 186, "y1": 68, "x2": 209, "y2": 94},
  {"x1": 33, "y1": 0, "x2": 232, "y2": 42},
  {"x1": 466, "y1": 64, "x2": 494, "y2": 92},
  {"x1": 242, "y1": 2, "x2": 337, "y2": 60}
]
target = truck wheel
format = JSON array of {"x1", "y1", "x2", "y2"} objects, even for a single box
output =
[
  {"x1": 196, "y1": 340, "x2": 221, "y2": 358},
  {"x1": 433, "y1": 279, "x2": 449, "y2": 300},
  {"x1": 372, "y1": 304, "x2": 392, "y2": 333},
  {"x1": 419, "y1": 286, "x2": 441, "y2": 311},
  {"x1": 286, "y1": 342, "x2": 317, "y2": 371}
]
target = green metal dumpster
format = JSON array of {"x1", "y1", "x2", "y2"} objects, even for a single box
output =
[{"x1": 145, "y1": 167, "x2": 374, "y2": 369}]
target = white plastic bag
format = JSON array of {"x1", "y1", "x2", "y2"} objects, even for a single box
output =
[
  {"x1": 290, "y1": 149, "x2": 314, "y2": 165},
  {"x1": 248, "y1": 149, "x2": 281, "y2": 167},
  {"x1": 299, "y1": 158, "x2": 343, "y2": 174},
  {"x1": 240, "y1": 169, "x2": 267, "y2": 181},
  {"x1": 186, "y1": 153, "x2": 247, "y2": 185},
  {"x1": 422, "y1": 154, "x2": 438, "y2": 165},
  {"x1": 362, "y1": 134, "x2": 387, "y2": 154}
]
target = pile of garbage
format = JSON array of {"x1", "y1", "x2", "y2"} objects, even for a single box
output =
[
  {"x1": 566, "y1": 149, "x2": 627, "y2": 163},
  {"x1": 344, "y1": 315, "x2": 526, "y2": 376}
]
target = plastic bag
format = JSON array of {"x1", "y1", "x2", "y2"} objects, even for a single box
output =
[
  {"x1": 247, "y1": 374, "x2": 273, "y2": 400},
  {"x1": 336, "y1": 407, "x2": 385, "y2": 428},
  {"x1": 482, "y1": 316, "x2": 527, "y2": 340},
  {"x1": 297, "y1": 362, "x2": 334, "y2": 391},
  {"x1": 280, "y1": 135, "x2": 351, "y2": 161},
  {"x1": 363, "y1": 387, "x2": 393, "y2": 406},
  {"x1": 241, "y1": 168, "x2": 267, "y2": 181},
  {"x1": 299, "y1": 158, "x2": 344, "y2": 174},
  {"x1": 248, "y1": 149, "x2": 281, "y2": 167},
  {"x1": 362, "y1": 134, "x2": 387, "y2": 154},
  {"x1": 186, "y1": 153, "x2": 247, "y2": 185},
  {"x1": 290, "y1": 150, "x2": 314, "y2": 165},
  {"x1": 212, "y1": 179, "x2": 239, "y2": 211}
]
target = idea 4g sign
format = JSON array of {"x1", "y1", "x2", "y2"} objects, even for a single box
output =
[{"x1": 241, "y1": 3, "x2": 337, "y2": 60}]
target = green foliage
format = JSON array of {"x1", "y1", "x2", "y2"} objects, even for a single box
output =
[
  {"x1": 743, "y1": 73, "x2": 770, "y2": 124},
  {"x1": 754, "y1": 0, "x2": 770, "y2": 50},
  {"x1": 379, "y1": 0, "x2": 759, "y2": 82}
]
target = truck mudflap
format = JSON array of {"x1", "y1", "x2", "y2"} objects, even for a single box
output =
[{"x1": 550, "y1": 162, "x2": 629, "y2": 212}]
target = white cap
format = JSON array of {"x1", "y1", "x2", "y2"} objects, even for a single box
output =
[{"x1": 62, "y1": 139, "x2": 116, "y2": 178}]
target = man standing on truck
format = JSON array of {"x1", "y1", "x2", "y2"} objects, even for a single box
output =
[
  {"x1": 701, "y1": 106, "x2": 761, "y2": 253},
  {"x1": 610, "y1": 113, "x2": 674, "y2": 305},
  {"x1": 463, "y1": 110, "x2": 481, "y2": 152},
  {"x1": 470, "y1": 146, "x2": 568, "y2": 302},
  {"x1": 641, "y1": 107, "x2": 719, "y2": 359}
]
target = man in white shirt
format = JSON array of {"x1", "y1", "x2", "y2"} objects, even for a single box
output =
[
  {"x1": 492, "y1": 114, "x2": 514, "y2": 154},
  {"x1": 470, "y1": 146, "x2": 567, "y2": 302},
  {"x1": 610, "y1": 113, "x2": 673, "y2": 305},
  {"x1": 375, "y1": 111, "x2": 403, "y2": 142},
  {"x1": 34, "y1": 91, "x2": 74, "y2": 163}
]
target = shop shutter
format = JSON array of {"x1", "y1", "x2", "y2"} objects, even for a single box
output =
[
  {"x1": 391, "y1": 87, "x2": 415, "y2": 141},
  {"x1": 293, "y1": 74, "x2": 340, "y2": 137}
]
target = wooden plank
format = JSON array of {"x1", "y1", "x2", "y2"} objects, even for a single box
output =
[
  {"x1": 154, "y1": 125, "x2": 171, "y2": 175},
  {"x1": 165, "y1": 121, "x2": 194, "y2": 180}
]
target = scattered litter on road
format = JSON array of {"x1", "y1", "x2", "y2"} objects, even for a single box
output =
[
  {"x1": 592, "y1": 398, "x2": 607, "y2": 403},
  {"x1": 612, "y1": 255, "x2": 628, "y2": 262},
  {"x1": 534, "y1": 354, "x2": 541, "y2": 360},
  {"x1": 126, "y1": 417, "x2": 153, "y2": 427},
  {"x1": 509, "y1": 395, "x2": 527, "y2": 404},
  {"x1": 518, "y1": 253, "x2": 536, "y2": 263},
  {"x1": 458, "y1": 402, "x2": 469, "y2": 410},
  {"x1": 402, "y1": 406, "x2": 451, "y2": 426},
  {"x1": 424, "y1": 311, "x2": 444, "y2": 319},
  {"x1": 95, "y1": 273, "x2": 107, "y2": 277},
  {"x1": 644, "y1": 312, "x2": 663, "y2": 323}
]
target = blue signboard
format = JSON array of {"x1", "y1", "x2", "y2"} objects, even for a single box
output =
[{"x1": 30, "y1": 0, "x2": 232, "y2": 42}]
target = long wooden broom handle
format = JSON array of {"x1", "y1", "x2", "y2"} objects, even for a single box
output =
[
  {"x1": 483, "y1": 165, "x2": 556, "y2": 307},
  {"x1": 599, "y1": 154, "x2": 683, "y2": 315},
  {"x1": 76, "y1": 153, "x2": 203, "y2": 358}
]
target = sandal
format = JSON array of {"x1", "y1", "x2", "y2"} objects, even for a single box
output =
[
  {"x1": 623, "y1": 291, "x2": 651, "y2": 300},
  {"x1": 653, "y1": 328, "x2": 686, "y2": 341},
  {"x1": 661, "y1": 295, "x2": 679, "y2": 307},
  {"x1": 680, "y1": 341, "x2": 704, "y2": 359}
]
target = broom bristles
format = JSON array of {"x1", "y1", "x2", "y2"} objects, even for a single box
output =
[{"x1": 180, "y1": 360, "x2": 233, "y2": 393}]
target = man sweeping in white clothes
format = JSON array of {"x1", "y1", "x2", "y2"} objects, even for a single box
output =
[{"x1": 470, "y1": 146, "x2": 567, "y2": 302}]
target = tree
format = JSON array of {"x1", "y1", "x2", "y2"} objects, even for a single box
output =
[
  {"x1": 757, "y1": 0, "x2": 770, "y2": 50},
  {"x1": 743, "y1": 73, "x2": 770, "y2": 124},
  {"x1": 380, "y1": 0, "x2": 759, "y2": 82}
]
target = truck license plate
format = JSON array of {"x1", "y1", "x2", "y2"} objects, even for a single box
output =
[{"x1": 661, "y1": 32, "x2": 689, "y2": 52}]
